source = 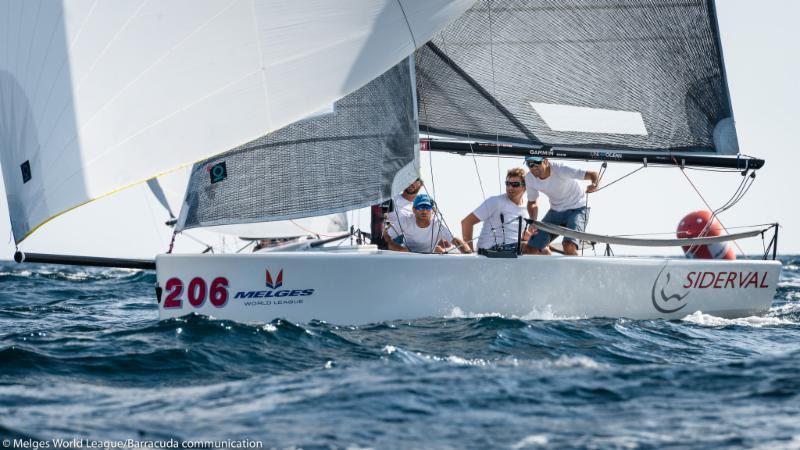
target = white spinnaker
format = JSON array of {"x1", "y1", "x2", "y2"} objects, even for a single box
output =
[
  {"x1": 0, "y1": 0, "x2": 474, "y2": 243},
  {"x1": 207, "y1": 215, "x2": 349, "y2": 240}
]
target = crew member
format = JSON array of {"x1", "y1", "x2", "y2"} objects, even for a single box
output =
[
  {"x1": 386, "y1": 194, "x2": 468, "y2": 254},
  {"x1": 524, "y1": 156, "x2": 599, "y2": 256},
  {"x1": 461, "y1": 168, "x2": 530, "y2": 254}
]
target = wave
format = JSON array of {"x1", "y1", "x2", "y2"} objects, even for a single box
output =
[
  {"x1": 445, "y1": 305, "x2": 582, "y2": 321},
  {"x1": 381, "y1": 344, "x2": 607, "y2": 370},
  {"x1": 0, "y1": 264, "x2": 154, "y2": 284},
  {"x1": 681, "y1": 311, "x2": 796, "y2": 328}
]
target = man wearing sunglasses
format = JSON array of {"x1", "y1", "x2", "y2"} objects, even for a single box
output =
[
  {"x1": 385, "y1": 194, "x2": 468, "y2": 253},
  {"x1": 524, "y1": 156, "x2": 600, "y2": 256},
  {"x1": 371, "y1": 178, "x2": 423, "y2": 249},
  {"x1": 461, "y1": 168, "x2": 530, "y2": 254}
]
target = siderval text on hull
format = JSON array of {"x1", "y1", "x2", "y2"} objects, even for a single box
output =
[{"x1": 2, "y1": 0, "x2": 781, "y2": 325}]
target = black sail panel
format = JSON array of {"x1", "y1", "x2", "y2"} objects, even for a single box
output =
[
  {"x1": 416, "y1": 0, "x2": 738, "y2": 155},
  {"x1": 176, "y1": 59, "x2": 417, "y2": 231}
]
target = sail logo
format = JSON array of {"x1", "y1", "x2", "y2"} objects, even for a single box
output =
[
  {"x1": 266, "y1": 269, "x2": 283, "y2": 289},
  {"x1": 651, "y1": 264, "x2": 690, "y2": 314},
  {"x1": 20, "y1": 160, "x2": 32, "y2": 183},
  {"x1": 234, "y1": 268, "x2": 315, "y2": 302},
  {"x1": 208, "y1": 161, "x2": 227, "y2": 184}
]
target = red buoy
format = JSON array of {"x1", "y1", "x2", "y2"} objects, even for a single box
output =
[{"x1": 677, "y1": 210, "x2": 735, "y2": 260}]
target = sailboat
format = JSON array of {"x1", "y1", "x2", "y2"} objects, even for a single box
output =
[{"x1": 2, "y1": 1, "x2": 781, "y2": 325}]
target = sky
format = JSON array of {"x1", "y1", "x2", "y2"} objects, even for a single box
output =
[{"x1": 1, "y1": 0, "x2": 798, "y2": 260}]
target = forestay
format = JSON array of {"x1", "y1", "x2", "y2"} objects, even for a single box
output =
[
  {"x1": 416, "y1": 0, "x2": 737, "y2": 155},
  {"x1": 0, "y1": 0, "x2": 474, "y2": 244},
  {"x1": 176, "y1": 58, "x2": 418, "y2": 231}
]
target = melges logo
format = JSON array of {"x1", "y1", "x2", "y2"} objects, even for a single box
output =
[
  {"x1": 266, "y1": 269, "x2": 283, "y2": 289},
  {"x1": 652, "y1": 263, "x2": 771, "y2": 314},
  {"x1": 234, "y1": 268, "x2": 315, "y2": 302}
]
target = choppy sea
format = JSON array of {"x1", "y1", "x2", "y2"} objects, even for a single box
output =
[{"x1": 1, "y1": 257, "x2": 799, "y2": 450}]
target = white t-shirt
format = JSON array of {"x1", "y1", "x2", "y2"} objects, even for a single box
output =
[
  {"x1": 525, "y1": 162, "x2": 586, "y2": 211},
  {"x1": 387, "y1": 214, "x2": 454, "y2": 253},
  {"x1": 472, "y1": 194, "x2": 528, "y2": 250},
  {"x1": 390, "y1": 194, "x2": 413, "y2": 224}
]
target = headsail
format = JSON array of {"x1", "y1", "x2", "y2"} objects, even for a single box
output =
[
  {"x1": 0, "y1": 0, "x2": 474, "y2": 244},
  {"x1": 209, "y1": 214, "x2": 349, "y2": 240},
  {"x1": 417, "y1": 0, "x2": 740, "y2": 156},
  {"x1": 176, "y1": 58, "x2": 418, "y2": 231}
]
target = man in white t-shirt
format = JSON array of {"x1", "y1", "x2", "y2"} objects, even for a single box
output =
[
  {"x1": 461, "y1": 168, "x2": 531, "y2": 254},
  {"x1": 524, "y1": 156, "x2": 600, "y2": 256},
  {"x1": 389, "y1": 178, "x2": 423, "y2": 224},
  {"x1": 385, "y1": 194, "x2": 468, "y2": 253},
  {"x1": 371, "y1": 178, "x2": 423, "y2": 249}
]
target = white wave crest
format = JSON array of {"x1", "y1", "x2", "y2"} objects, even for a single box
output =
[
  {"x1": 444, "y1": 305, "x2": 581, "y2": 321},
  {"x1": 381, "y1": 345, "x2": 431, "y2": 365},
  {"x1": 521, "y1": 305, "x2": 582, "y2": 321},
  {"x1": 382, "y1": 345, "x2": 603, "y2": 370},
  {"x1": 382, "y1": 345, "x2": 397, "y2": 355},
  {"x1": 681, "y1": 311, "x2": 794, "y2": 327},
  {"x1": 0, "y1": 270, "x2": 32, "y2": 277},
  {"x1": 550, "y1": 355, "x2": 606, "y2": 369},
  {"x1": 382, "y1": 345, "x2": 488, "y2": 366},
  {"x1": 512, "y1": 435, "x2": 549, "y2": 449},
  {"x1": 768, "y1": 302, "x2": 800, "y2": 316},
  {"x1": 444, "y1": 307, "x2": 503, "y2": 319}
]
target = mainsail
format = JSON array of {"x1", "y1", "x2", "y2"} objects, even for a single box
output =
[
  {"x1": 416, "y1": 0, "x2": 741, "y2": 157},
  {"x1": 0, "y1": 0, "x2": 474, "y2": 244},
  {"x1": 176, "y1": 58, "x2": 417, "y2": 231}
]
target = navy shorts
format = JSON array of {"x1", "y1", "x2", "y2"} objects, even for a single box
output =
[{"x1": 527, "y1": 207, "x2": 589, "y2": 250}]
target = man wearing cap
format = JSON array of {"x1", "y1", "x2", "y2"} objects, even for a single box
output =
[
  {"x1": 461, "y1": 168, "x2": 531, "y2": 254},
  {"x1": 385, "y1": 194, "x2": 468, "y2": 254},
  {"x1": 371, "y1": 178, "x2": 423, "y2": 249},
  {"x1": 524, "y1": 156, "x2": 600, "y2": 256}
]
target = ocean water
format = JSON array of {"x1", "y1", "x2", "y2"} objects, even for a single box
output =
[{"x1": 1, "y1": 257, "x2": 799, "y2": 450}]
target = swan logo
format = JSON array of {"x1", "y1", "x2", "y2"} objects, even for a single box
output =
[
  {"x1": 266, "y1": 269, "x2": 283, "y2": 289},
  {"x1": 651, "y1": 263, "x2": 690, "y2": 314}
]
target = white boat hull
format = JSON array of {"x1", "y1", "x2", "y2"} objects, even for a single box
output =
[{"x1": 155, "y1": 248, "x2": 781, "y2": 324}]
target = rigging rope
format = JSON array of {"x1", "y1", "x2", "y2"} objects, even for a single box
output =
[
  {"x1": 286, "y1": 219, "x2": 339, "y2": 238},
  {"x1": 486, "y1": 0, "x2": 503, "y2": 193},
  {"x1": 672, "y1": 157, "x2": 749, "y2": 256},
  {"x1": 581, "y1": 162, "x2": 607, "y2": 255},
  {"x1": 592, "y1": 164, "x2": 645, "y2": 192},
  {"x1": 438, "y1": 32, "x2": 487, "y2": 205},
  {"x1": 469, "y1": 142, "x2": 488, "y2": 201}
]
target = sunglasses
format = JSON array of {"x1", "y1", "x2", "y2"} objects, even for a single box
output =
[
  {"x1": 505, "y1": 181, "x2": 525, "y2": 188},
  {"x1": 526, "y1": 160, "x2": 543, "y2": 168},
  {"x1": 414, "y1": 204, "x2": 433, "y2": 211}
]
